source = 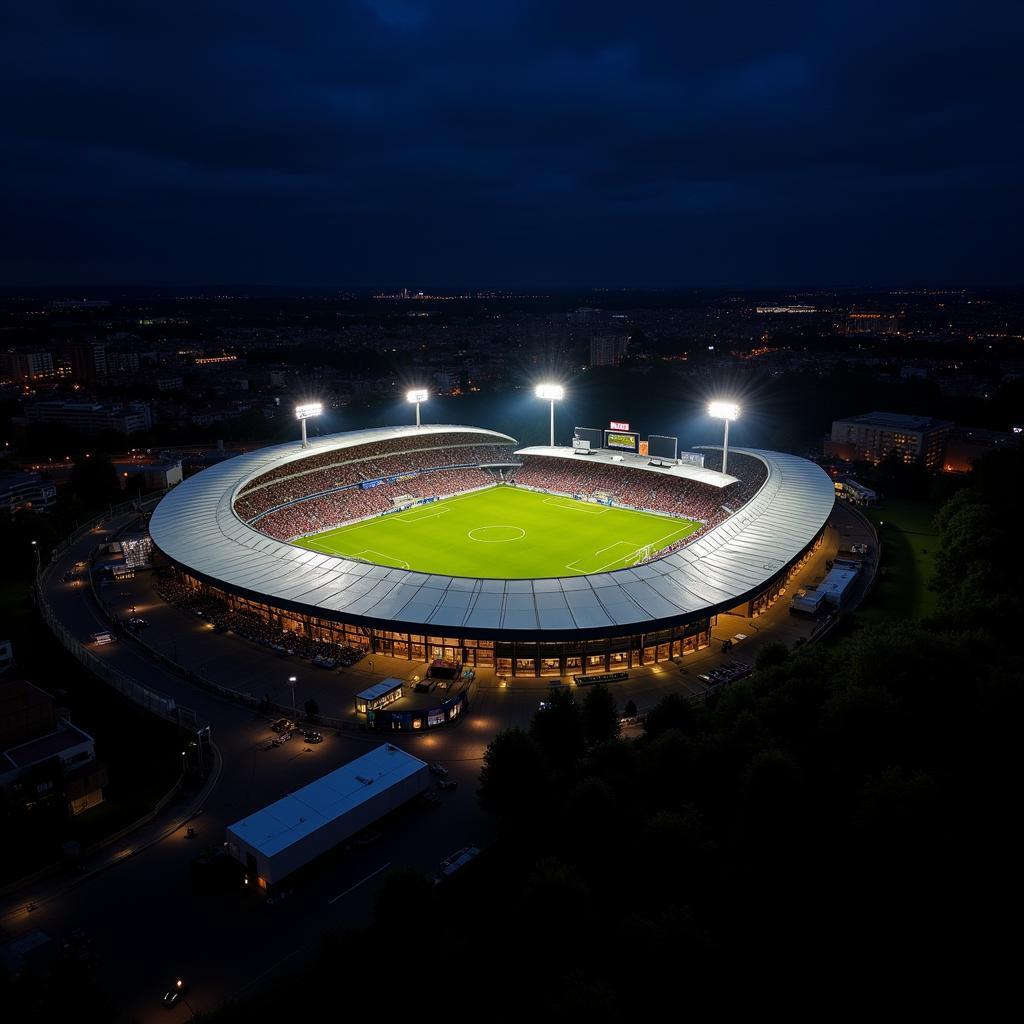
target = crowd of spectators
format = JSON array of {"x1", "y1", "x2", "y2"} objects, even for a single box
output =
[
  {"x1": 253, "y1": 466, "x2": 497, "y2": 540},
  {"x1": 230, "y1": 440, "x2": 768, "y2": 554},
  {"x1": 237, "y1": 432, "x2": 514, "y2": 493},
  {"x1": 154, "y1": 574, "x2": 365, "y2": 665},
  {"x1": 509, "y1": 452, "x2": 768, "y2": 550},
  {"x1": 234, "y1": 441, "x2": 516, "y2": 520}
]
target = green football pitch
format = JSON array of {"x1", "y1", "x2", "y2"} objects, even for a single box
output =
[{"x1": 292, "y1": 485, "x2": 701, "y2": 578}]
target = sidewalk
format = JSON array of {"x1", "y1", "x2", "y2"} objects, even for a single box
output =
[{"x1": 0, "y1": 740, "x2": 222, "y2": 933}]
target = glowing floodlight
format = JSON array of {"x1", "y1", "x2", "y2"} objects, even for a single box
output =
[
  {"x1": 707, "y1": 401, "x2": 740, "y2": 474},
  {"x1": 295, "y1": 403, "x2": 322, "y2": 447},
  {"x1": 406, "y1": 388, "x2": 429, "y2": 426},
  {"x1": 535, "y1": 384, "x2": 564, "y2": 446}
]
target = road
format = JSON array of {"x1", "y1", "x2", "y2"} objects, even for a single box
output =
[{"x1": 3, "y1": 502, "x2": 871, "y2": 1019}]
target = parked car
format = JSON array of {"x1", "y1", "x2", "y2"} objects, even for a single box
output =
[
  {"x1": 438, "y1": 779, "x2": 458, "y2": 791},
  {"x1": 162, "y1": 979, "x2": 186, "y2": 1009},
  {"x1": 271, "y1": 719, "x2": 295, "y2": 733},
  {"x1": 303, "y1": 731, "x2": 323, "y2": 744},
  {"x1": 428, "y1": 763, "x2": 449, "y2": 778}
]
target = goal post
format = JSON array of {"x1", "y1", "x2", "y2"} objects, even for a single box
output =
[{"x1": 632, "y1": 543, "x2": 652, "y2": 565}]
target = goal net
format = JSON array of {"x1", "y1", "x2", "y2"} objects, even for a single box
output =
[{"x1": 632, "y1": 544, "x2": 653, "y2": 565}]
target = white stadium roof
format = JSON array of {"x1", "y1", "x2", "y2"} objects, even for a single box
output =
[{"x1": 149, "y1": 424, "x2": 836, "y2": 639}]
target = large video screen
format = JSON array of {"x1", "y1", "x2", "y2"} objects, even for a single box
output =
[
  {"x1": 648, "y1": 434, "x2": 678, "y2": 460},
  {"x1": 574, "y1": 427, "x2": 603, "y2": 448},
  {"x1": 603, "y1": 430, "x2": 639, "y2": 453}
]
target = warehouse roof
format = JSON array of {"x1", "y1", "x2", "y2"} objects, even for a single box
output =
[
  {"x1": 227, "y1": 744, "x2": 427, "y2": 859},
  {"x1": 150, "y1": 425, "x2": 836, "y2": 639}
]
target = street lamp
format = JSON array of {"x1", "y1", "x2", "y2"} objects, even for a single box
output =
[
  {"x1": 406, "y1": 388, "x2": 428, "y2": 428},
  {"x1": 708, "y1": 401, "x2": 740, "y2": 476},
  {"x1": 294, "y1": 402, "x2": 322, "y2": 448},
  {"x1": 288, "y1": 675, "x2": 297, "y2": 715},
  {"x1": 535, "y1": 384, "x2": 564, "y2": 447}
]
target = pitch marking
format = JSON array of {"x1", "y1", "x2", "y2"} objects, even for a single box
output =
[
  {"x1": 542, "y1": 496, "x2": 608, "y2": 515},
  {"x1": 353, "y1": 548, "x2": 410, "y2": 569},
  {"x1": 396, "y1": 507, "x2": 450, "y2": 523},
  {"x1": 467, "y1": 525, "x2": 526, "y2": 543}
]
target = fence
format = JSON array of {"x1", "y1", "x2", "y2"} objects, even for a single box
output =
[
  {"x1": 36, "y1": 494, "x2": 197, "y2": 730},
  {"x1": 36, "y1": 591, "x2": 180, "y2": 724}
]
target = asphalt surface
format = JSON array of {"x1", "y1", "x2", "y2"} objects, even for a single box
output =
[{"x1": 2, "y1": 503, "x2": 871, "y2": 1020}]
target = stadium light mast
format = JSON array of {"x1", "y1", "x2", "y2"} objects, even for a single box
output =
[
  {"x1": 708, "y1": 401, "x2": 740, "y2": 475},
  {"x1": 535, "y1": 384, "x2": 564, "y2": 447},
  {"x1": 295, "y1": 402, "x2": 322, "y2": 448},
  {"x1": 406, "y1": 389, "x2": 429, "y2": 428}
]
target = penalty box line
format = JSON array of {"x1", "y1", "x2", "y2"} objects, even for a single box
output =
[
  {"x1": 566, "y1": 540, "x2": 640, "y2": 574},
  {"x1": 542, "y1": 496, "x2": 608, "y2": 515}
]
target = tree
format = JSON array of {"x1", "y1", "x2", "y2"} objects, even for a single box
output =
[
  {"x1": 530, "y1": 688, "x2": 584, "y2": 770},
  {"x1": 581, "y1": 684, "x2": 620, "y2": 746},
  {"x1": 755, "y1": 641, "x2": 789, "y2": 672},
  {"x1": 519, "y1": 858, "x2": 593, "y2": 950},
  {"x1": 643, "y1": 692, "x2": 698, "y2": 739},
  {"x1": 478, "y1": 727, "x2": 548, "y2": 821},
  {"x1": 69, "y1": 454, "x2": 120, "y2": 512},
  {"x1": 303, "y1": 697, "x2": 319, "y2": 722},
  {"x1": 623, "y1": 698, "x2": 638, "y2": 719}
]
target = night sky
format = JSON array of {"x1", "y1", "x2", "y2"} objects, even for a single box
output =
[{"x1": 4, "y1": 1, "x2": 1022, "y2": 288}]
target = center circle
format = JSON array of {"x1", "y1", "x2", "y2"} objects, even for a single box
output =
[{"x1": 468, "y1": 525, "x2": 526, "y2": 543}]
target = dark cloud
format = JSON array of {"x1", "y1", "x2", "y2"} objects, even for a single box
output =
[{"x1": 2, "y1": 0, "x2": 1021, "y2": 285}]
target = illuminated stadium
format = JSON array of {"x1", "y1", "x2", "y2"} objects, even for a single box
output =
[{"x1": 148, "y1": 422, "x2": 835, "y2": 677}]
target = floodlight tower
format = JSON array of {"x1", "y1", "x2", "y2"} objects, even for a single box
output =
[
  {"x1": 708, "y1": 401, "x2": 740, "y2": 476},
  {"x1": 295, "y1": 402, "x2": 322, "y2": 448},
  {"x1": 406, "y1": 389, "x2": 428, "y2": 428},
  {"x1": 535, "y1": 384, "x2": 564, "y2": 447}
]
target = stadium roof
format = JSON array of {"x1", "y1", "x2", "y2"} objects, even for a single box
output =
[
  {"x1": 226, "y1": 743, "x2": 426, "y2": 859},
  {"x1": 514, "y1": 445, "x2": 737, "y2": 487},
  {"x1": 150, "y1": 425, "x2": 836, "y2": 640}
]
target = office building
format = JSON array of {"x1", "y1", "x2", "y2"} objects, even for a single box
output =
[
  {"x1": 0, "y1": 351, "x2": 55, "y2": 383},
  {"x1": 824, "y1": 411, "x2": 952, "y2": 468},
  {"x1": 24, "y1": 400, "x2": 152, "y2": 436},
  {"x1": 589, "y1": 334, "x2": 629, "y2": 367},
  {"x1": 0, "y1": 472, "x2": 57, "y2": 514}
]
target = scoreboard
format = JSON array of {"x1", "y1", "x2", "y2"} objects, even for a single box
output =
[
  {"x1": 603, "y1": 430, "x2": 639, "y2": 453},
  {"x1": 648, "y1": 434, "x2": 678, "y2": 460}
]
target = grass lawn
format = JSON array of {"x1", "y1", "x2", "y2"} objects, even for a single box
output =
[
  {"x1": 861, "y1": 498, "x2": 941, "y2": 621},
  {"x1": 293, "y1": 485, "x2": 701, "y2": 578}
]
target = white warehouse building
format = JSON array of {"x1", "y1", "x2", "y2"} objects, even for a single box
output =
[{"x1": 226, "y1": 744, "x2": 429, "y2": 888}]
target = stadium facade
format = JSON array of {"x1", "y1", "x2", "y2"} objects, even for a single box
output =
[{"x1": 148, "y1": 424, "x2": 835, "y2": 678}]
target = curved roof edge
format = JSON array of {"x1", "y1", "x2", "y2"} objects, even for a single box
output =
[{"x1": 150, "y1": 436, "x2": 836, "y2": 638}]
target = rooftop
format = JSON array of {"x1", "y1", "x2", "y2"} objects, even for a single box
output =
[
  {"x1": 837, "y1": 411, "x2": 954, "y2": 430},
  {"x1": 3, "y1": 721, "x2": 93, "y2": 770},
  {"x1": 150, "y1": 428, "x2": 836, "y2": 638},
  {"x1": 227, "y1": 744, "x2": 427, "y2": 858},
  {"x1": 355, "y1": 678, "x2": 404, "y2": 701}
]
